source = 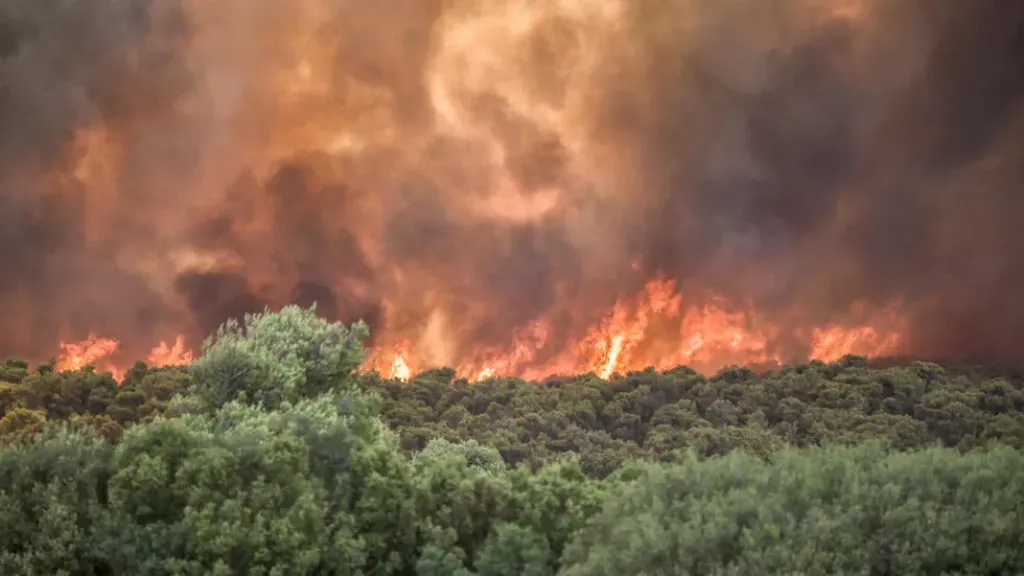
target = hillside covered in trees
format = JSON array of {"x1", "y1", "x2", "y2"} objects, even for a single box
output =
[{"x1": 2, "y1": 306, "x2": 1024, "y2": 574}]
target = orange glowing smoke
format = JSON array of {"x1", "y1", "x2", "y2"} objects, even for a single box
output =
[{"x1": 40, "y1": 0, "x2": 913, "y2": 383}]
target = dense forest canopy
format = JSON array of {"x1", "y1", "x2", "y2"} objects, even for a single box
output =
[{"x1": 2, "y1": 306, "x2": 1023, "y2": 574}]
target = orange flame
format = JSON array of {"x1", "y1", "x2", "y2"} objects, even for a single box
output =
[
  {"x1": 808, "y1": 302, "x2": 906, "y2": 362},
  {"x1": 146, "y1": 336, "x2": 196, "y2": 367},
  {"x1": 363, "y1": 277, "x2": 907, "y2": 381},
  {"x1": 54, "y1": 281, "x2": 906, "y2": 383},
  {"x1": 56, "y1": 334, "x2": 123, "y2": 379},
  {"x1": 55, "y1": 334, "x2": 194, "y2": 382},
  {"x1": 388, "y1": 338, "x2": 413, "y2": 381}
]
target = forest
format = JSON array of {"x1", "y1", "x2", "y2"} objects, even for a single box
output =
[{"x1": 2, "y1": 306, "x2": 1024, "y2": 575}]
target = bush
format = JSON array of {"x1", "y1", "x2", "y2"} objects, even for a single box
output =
[{"x1": 188, "y1": 304, "x2": 368, "y2": 410}]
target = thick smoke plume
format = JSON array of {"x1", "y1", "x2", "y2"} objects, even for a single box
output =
[{"x1": 1, "y1": 0, "x2": 1023, "y2": 374}]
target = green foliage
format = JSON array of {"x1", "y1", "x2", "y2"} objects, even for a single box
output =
[
  {"x1": 409, "y1": 449, "x2": 604, "y2": 574},
  {"x1": 188, "y1": 304, "x2": 368, "y2": 410},
  {"x1": 2, "y1": 310, "x2": 1024, "y2": 574},
  {"x1": 0, "y1": 427, "x2": 114, "y2": 575},
  {"x1": 559, "y1": 443, "x2": 1024, "y2": 575},
  {"x1": 415, "y1": 438, "x2": 507, "y2": 474},
  {"x1": 363, "y1": 358, "x2": 1024, "y2": 476},
  {"x1": 475, "y1": 523, "x2": 554, "y2": 576},
  {"x1": 98, "y1": 392, "x2": 407, "y2": 574},
  {"x1": 0, "y1": 357, "x2": 190, "y2": 444}
]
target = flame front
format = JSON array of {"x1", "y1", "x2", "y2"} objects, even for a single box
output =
[
  {"x1": 56, "y1": 335, "x2": 195, "y2": 381},
  {"x1": 363, "y1": 277, "x2": 906, "y2": 381},
  {"x1": 56, "y1": 335, "x2": 122, "y2": 378},
  {"x1": 7, "y1": 0, "x2": 1020, "y2": 378},
  {"x1": 146, "y1": 336, "x2": 196, "y2": 367},
  {"x1": 57, "y1": 275, "x2": 906, "y2": 382}
]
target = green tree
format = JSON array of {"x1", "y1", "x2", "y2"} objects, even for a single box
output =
[
  {"x1": 362, "y1": 358, "x2": 1024, "y2": 476},
  {"x1": 559, "y1": 443, "x2": 1024, "y2": 575},
  {"x1": 188, "y1": 304, "x2": 369, "y2": 410},
  {"x1": 98, "y1": 391, "x2": 416, "y2": 575},
  {"x1": 475, "y1": 523, "x2": 553, "y2": 576},
  {"x1": 0, "y1": 360, "x2": 192, "y2": 445},
  {"x1": 0, "y1": 427, "x2": 114, "y2": 575},
  {"x1": 415, "y1": 438, "x2": 507, "y2": 475}
]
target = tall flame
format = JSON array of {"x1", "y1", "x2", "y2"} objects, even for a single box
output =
[
  {"x1": 56, "y1": 335, "x2": 122, "y2": 377},
  {"x1": 363, "y1": 277, "x2": 906, "y2": 381},
  {"x1": 53, "y1": 274, "x2": 905, "y2": 383},
  {"x1": 56, "y1": 335, "x2": 195, "y2": 382}
]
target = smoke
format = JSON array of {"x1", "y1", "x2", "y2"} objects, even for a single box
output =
[{"x1": 1, "y1": 0, "x2": 1022, "y2": 369}]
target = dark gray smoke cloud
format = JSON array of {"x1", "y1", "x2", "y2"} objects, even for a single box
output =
[
  {"x1": 1, "y1": 0, "x2": 1022, "y2": 370},
  {"x1": 604, "y1": 0, "x2": 1024, "y2": 361},
  {"x1": 0, "y1": 0, "x2": 195, "y2": 361}
]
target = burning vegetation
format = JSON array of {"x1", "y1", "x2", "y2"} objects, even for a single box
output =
[{"x1": 2, "y1": 0, "x2": 1023, "y2": 380}]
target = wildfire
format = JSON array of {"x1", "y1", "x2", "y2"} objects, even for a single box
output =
[
  {"x1": 55, "y1": 335, "x2": 122, "y2": 377},
  {"x1": 362, "y1": 277, "x2": 907, "y2": 382},
  {"x1": 21, "y1": 0, "x2": 956, "y2": 385},
  {"x1": 809, "y1": 312, "x2": 906, "y2": 363},
  {"x1": 52, "y1": 276, "x2": 906, "y2": 383},
  {"x1": 146, "y1": 336, "x2": 196, "y2": 367},
  {"x1": 388, "y1": 339, "x2": 413, "y2": 382},
  {"x1": 56, "y1": 335, "x2": 195, "y2": 382}
]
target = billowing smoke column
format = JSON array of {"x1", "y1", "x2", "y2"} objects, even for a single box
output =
[{"x1": 1, "y1": 0, "x2": 1022, "y2": 377}]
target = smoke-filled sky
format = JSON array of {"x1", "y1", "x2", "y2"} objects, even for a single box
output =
[{"x1": 1, "y1": 0, "x2": 1023, "y2": 374}]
